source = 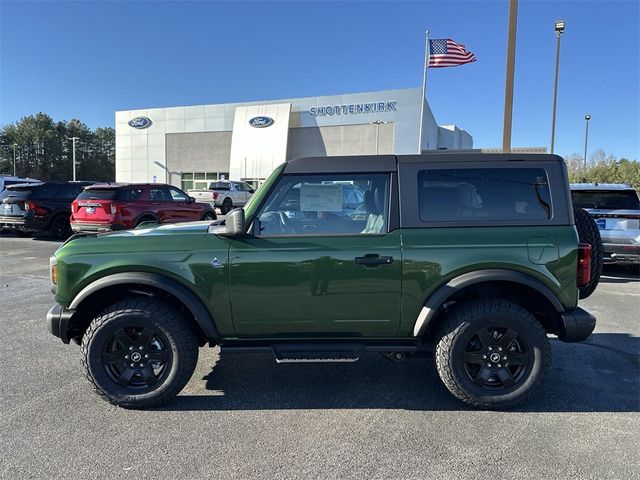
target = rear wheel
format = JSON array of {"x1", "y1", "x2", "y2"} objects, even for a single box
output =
[
  {"x1": 574, "y1": 207, "x2": 603, "y2": 299},
  {"x1": 135, "y1": 216, "x2": 157, "y2": 228},
  {"x1": 49, "y1": 215, "x2": 71, "y2": 240},
  {"x1": 80, "y1": 298, "x2": 199, "y2": 409},
  {"x1": 434, "y1": 298, "x2": 551, "y2": 409},
  {"x1": 221, "y1": 198, "x2": 233, "y2": 215}
]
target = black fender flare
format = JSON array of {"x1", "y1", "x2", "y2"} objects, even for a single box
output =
[
  {"x1": 412, "y1": 269, "x2": 564, "y2": 337},
  {"x1": 69, "y1": 272, "x2": 219, "y2": 341}
]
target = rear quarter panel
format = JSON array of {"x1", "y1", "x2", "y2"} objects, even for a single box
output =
[{"x1": 400, "y1": 226, "x2": 579, "y2": 336}]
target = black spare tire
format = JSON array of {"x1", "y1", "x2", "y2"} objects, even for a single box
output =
[{"x1": 574, "y1": 207, "x2": 603, "y2": 299}]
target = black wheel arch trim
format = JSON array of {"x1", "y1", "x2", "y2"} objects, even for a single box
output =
[
  {"x1": 413, "y1": 269, "x2": 565, "y2": 337},
  {"x1": 68, "y1": 272, "x2": 220, "y2": 341}
]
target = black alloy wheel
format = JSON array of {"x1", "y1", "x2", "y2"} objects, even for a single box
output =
[
  {"x1": 50, "y1": 215, "x2": 71, "y2": 240},
  {"x1": 101, "y1": 326, "x2": 172, "y2": 391},
  {"x1": 81, "y1": 298, "x2": 199, "y2": 408},
  {"x1": 434, "y1": 298, "x2": 551, "y2": 409},
  {"x1": 461, "y1": 326, "x2": 532, "y2": 390}
]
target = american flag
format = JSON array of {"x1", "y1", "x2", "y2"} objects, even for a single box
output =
[{"x1": 429, "y1": 39, "x2": 477, "y2": 68}]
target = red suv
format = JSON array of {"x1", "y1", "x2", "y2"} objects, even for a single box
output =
[{"x1": 70, "y1": 183, "x2": 216, "y2": 233}]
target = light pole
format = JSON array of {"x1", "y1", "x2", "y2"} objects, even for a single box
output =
[
  {"x1": 69, "y1": 137, "x2": 79, "y2": 181},
  {"x1": 550, "y1": 20, "x2": 565, "y2": 154},
  {"x1": 583, "y1": 114, "x2": 591, "y2": 172},
  {"x1": 502, "y1": 0, "x2": 519, "y2": 153}
]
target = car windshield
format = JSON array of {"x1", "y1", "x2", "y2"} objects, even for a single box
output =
[{"x1": 572, "y1": 190, "x2": 640, "y2": 210}]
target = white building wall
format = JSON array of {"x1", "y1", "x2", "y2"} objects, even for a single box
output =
[{"x1": 115, "y1": 87, "x2": 472, "y2": 183}]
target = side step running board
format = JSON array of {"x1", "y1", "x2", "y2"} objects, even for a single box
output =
[{"x1": 271, "y1": 343, "x2": 364, "y2": 363}]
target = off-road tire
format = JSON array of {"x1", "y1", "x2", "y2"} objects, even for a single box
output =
[
  {"x1": 434, "y1": 298, "x2": 551, "y2": 409},
  {"x1": 80, "y1": 298, "x2": 199, "y2": 409},
  {"x1": 221, "y1": 198, "x2": 233, "y2": 215},
  {"x1": 574, "y1": 207, "x2": 603, "y2": 299}
]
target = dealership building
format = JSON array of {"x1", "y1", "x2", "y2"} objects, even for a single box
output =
[{"x1": 115, "y1": 87, "x2": 472, "y2": 190}]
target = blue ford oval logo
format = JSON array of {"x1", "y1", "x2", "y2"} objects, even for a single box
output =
[
  {"x1": 128, "y1": 116, "x2": 152, "y2": 129},
  {"x1": 248, "y1": 116, "x2": 274, "y2": 128}
]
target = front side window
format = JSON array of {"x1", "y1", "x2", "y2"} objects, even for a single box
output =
[
  {"x1": 149, "y1": 188, "x2": 171, "y2": 202},
  {"x1": 418, "y1": 168, "x2": 552, "y2": 222},
  {"x1": 255, "y1": 173, "x2": 389, "y2": 236},
  {"x1": 168, "y1": 187, "x2": 189, "y2": 202}
]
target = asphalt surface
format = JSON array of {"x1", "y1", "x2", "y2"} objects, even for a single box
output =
[{"x1": 0, "y1": 231, "x2": 639, "y2": 480}]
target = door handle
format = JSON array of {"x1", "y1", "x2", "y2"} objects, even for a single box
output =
[{"x1": 354, "y1": 254, "x2": 393, "y2": 267}]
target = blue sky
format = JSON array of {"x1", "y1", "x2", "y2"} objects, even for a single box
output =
[{"x1": 1, "y1": 0, "x2": 638, "y2": 159}]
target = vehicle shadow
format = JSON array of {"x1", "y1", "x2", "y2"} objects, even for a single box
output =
[{"x1": 167, "y1": 333, "x2": 639, "y2": 413}]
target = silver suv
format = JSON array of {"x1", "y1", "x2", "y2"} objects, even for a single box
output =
[{"x1": 571, "y1": 183, "x2": 640, "y2": 265}]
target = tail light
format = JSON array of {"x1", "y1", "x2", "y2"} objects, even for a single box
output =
[
  {"x1": 212, "y1": 192, "x2": 219, "y2": 201},
  {"x1": 110, "y1": 203, "x2": 124, "y2": 215},
  {"x1": 26, "y1": 201, "x2": 48, "y2": 216},
  {"x1": 577, "y1": 243, "x2": 592, "y2": 287}
]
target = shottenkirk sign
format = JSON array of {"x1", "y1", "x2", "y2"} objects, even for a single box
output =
[{"x1": 309, "y1": 101, "x2": 397, "y2": 117}]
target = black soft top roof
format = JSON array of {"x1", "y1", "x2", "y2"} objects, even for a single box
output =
[{"x1": 284, "y1": 153, "x2": 564, "y2": 174}]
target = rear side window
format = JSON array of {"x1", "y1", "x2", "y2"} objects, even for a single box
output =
[
  {"x1": 572, "y1": 190, "x2": 640, "y2": 210},
  {"x1": 55, "y1": 185, "x2": 85, "y2": 201},
  {"x1": 209, "y1": 182, "x2": 231, "y2": 190},
  {"x1": 116, "y1": 188, "x2": 143, "y2": 202},
  {"x1": 418, "y1": 168, "x2": 552, "y2": 222},
  {"x1": 77, "y1": 189, "x2": 116, "y2": 201},
  {"x1": 29, "y1": 185, "x2": 62, "y2": 200}
]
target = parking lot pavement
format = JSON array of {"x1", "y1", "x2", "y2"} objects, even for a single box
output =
[{"x1": 0, "y1": 232, "x2": 638, "y2": 480}]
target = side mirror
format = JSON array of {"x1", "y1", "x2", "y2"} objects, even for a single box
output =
[
  {"x1": 189, "y1": 196, "x2": 196, "y2": 203},
  {"x1": 220, "y1": 208, "x2": 245, "y2": 237}
]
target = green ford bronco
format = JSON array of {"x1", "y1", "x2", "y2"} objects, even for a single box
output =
[{"x1": 47, "y1": 153, "x2": 597, "y2": 409}]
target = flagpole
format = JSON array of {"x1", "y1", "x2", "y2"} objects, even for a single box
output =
[{"x1": 418, "y1": 30, "x2": 430, "y2": 154}]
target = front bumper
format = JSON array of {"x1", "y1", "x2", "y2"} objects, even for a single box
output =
[
  {"x1": 46, "y1": 303, "x2": 76, "y2": 344},
  {"x1": 558, "y1": 307, "x2": 596, "y2": 343}
]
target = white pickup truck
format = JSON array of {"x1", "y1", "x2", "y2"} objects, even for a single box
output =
[{"x1": 188, "y1": 180, "x2": 255, "y2": 214}]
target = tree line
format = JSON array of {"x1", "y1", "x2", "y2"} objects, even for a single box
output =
[
  {"x1": 565, "y1": 149, "x2": 640, "y2": 188},
  {"x1": 0, "y1": 113, "x2": 115, "y2": 182}
]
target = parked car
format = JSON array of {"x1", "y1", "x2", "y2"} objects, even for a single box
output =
[
  {"x1": 0, "y1": 181, "x2": 94, "y2": 239},
  {"x1": 70, "y1": 183, "x2": 217, "y2": 232},
  {"x1": 188, "y1": 180, "x2": 254, "y2": 214},
  {"x1": 571, "y1": 183, "x2": 640, "y2": 265},
  {"x1": 48, "y1": 153, "x2": 597, "y2": 410},
  {"x1": 0, "y1": 175, "x2": 40, "y2": 192}
]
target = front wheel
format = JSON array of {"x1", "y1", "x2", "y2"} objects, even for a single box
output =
[
  {"x1": 434, "y1": 298, "x2": 551, "y2": 409},
  {"x1": 80, "y1": 298, "x2": 199, "y2": 409},
  {"x1": 201, "y1": 211, "x2": 216, "y2": 221}
]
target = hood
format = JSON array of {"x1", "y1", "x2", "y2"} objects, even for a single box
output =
[{"x1": 102, "y1": 220, "x2": 214, "y2": 238}]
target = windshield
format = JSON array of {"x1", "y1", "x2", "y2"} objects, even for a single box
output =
[{"x1": 572, "y1": 190, "x2": 640, "y2": 210}]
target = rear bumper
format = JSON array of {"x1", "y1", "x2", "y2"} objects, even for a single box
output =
[
  {"x1": 46, "y1": 303, "x2": 76, "y2": 344},
  {"x1": 602, "y1": 244, "x2": 640, "y2": 264},
  {"x1": 0, "y1": 215, "x2": 27, "y2": 229},
  {"x1": 71, "y1": 221, "x2": 127, "y2": 232},
  {"x1": 558, "y1": 307, "x2": 596, "y2": 343}
]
